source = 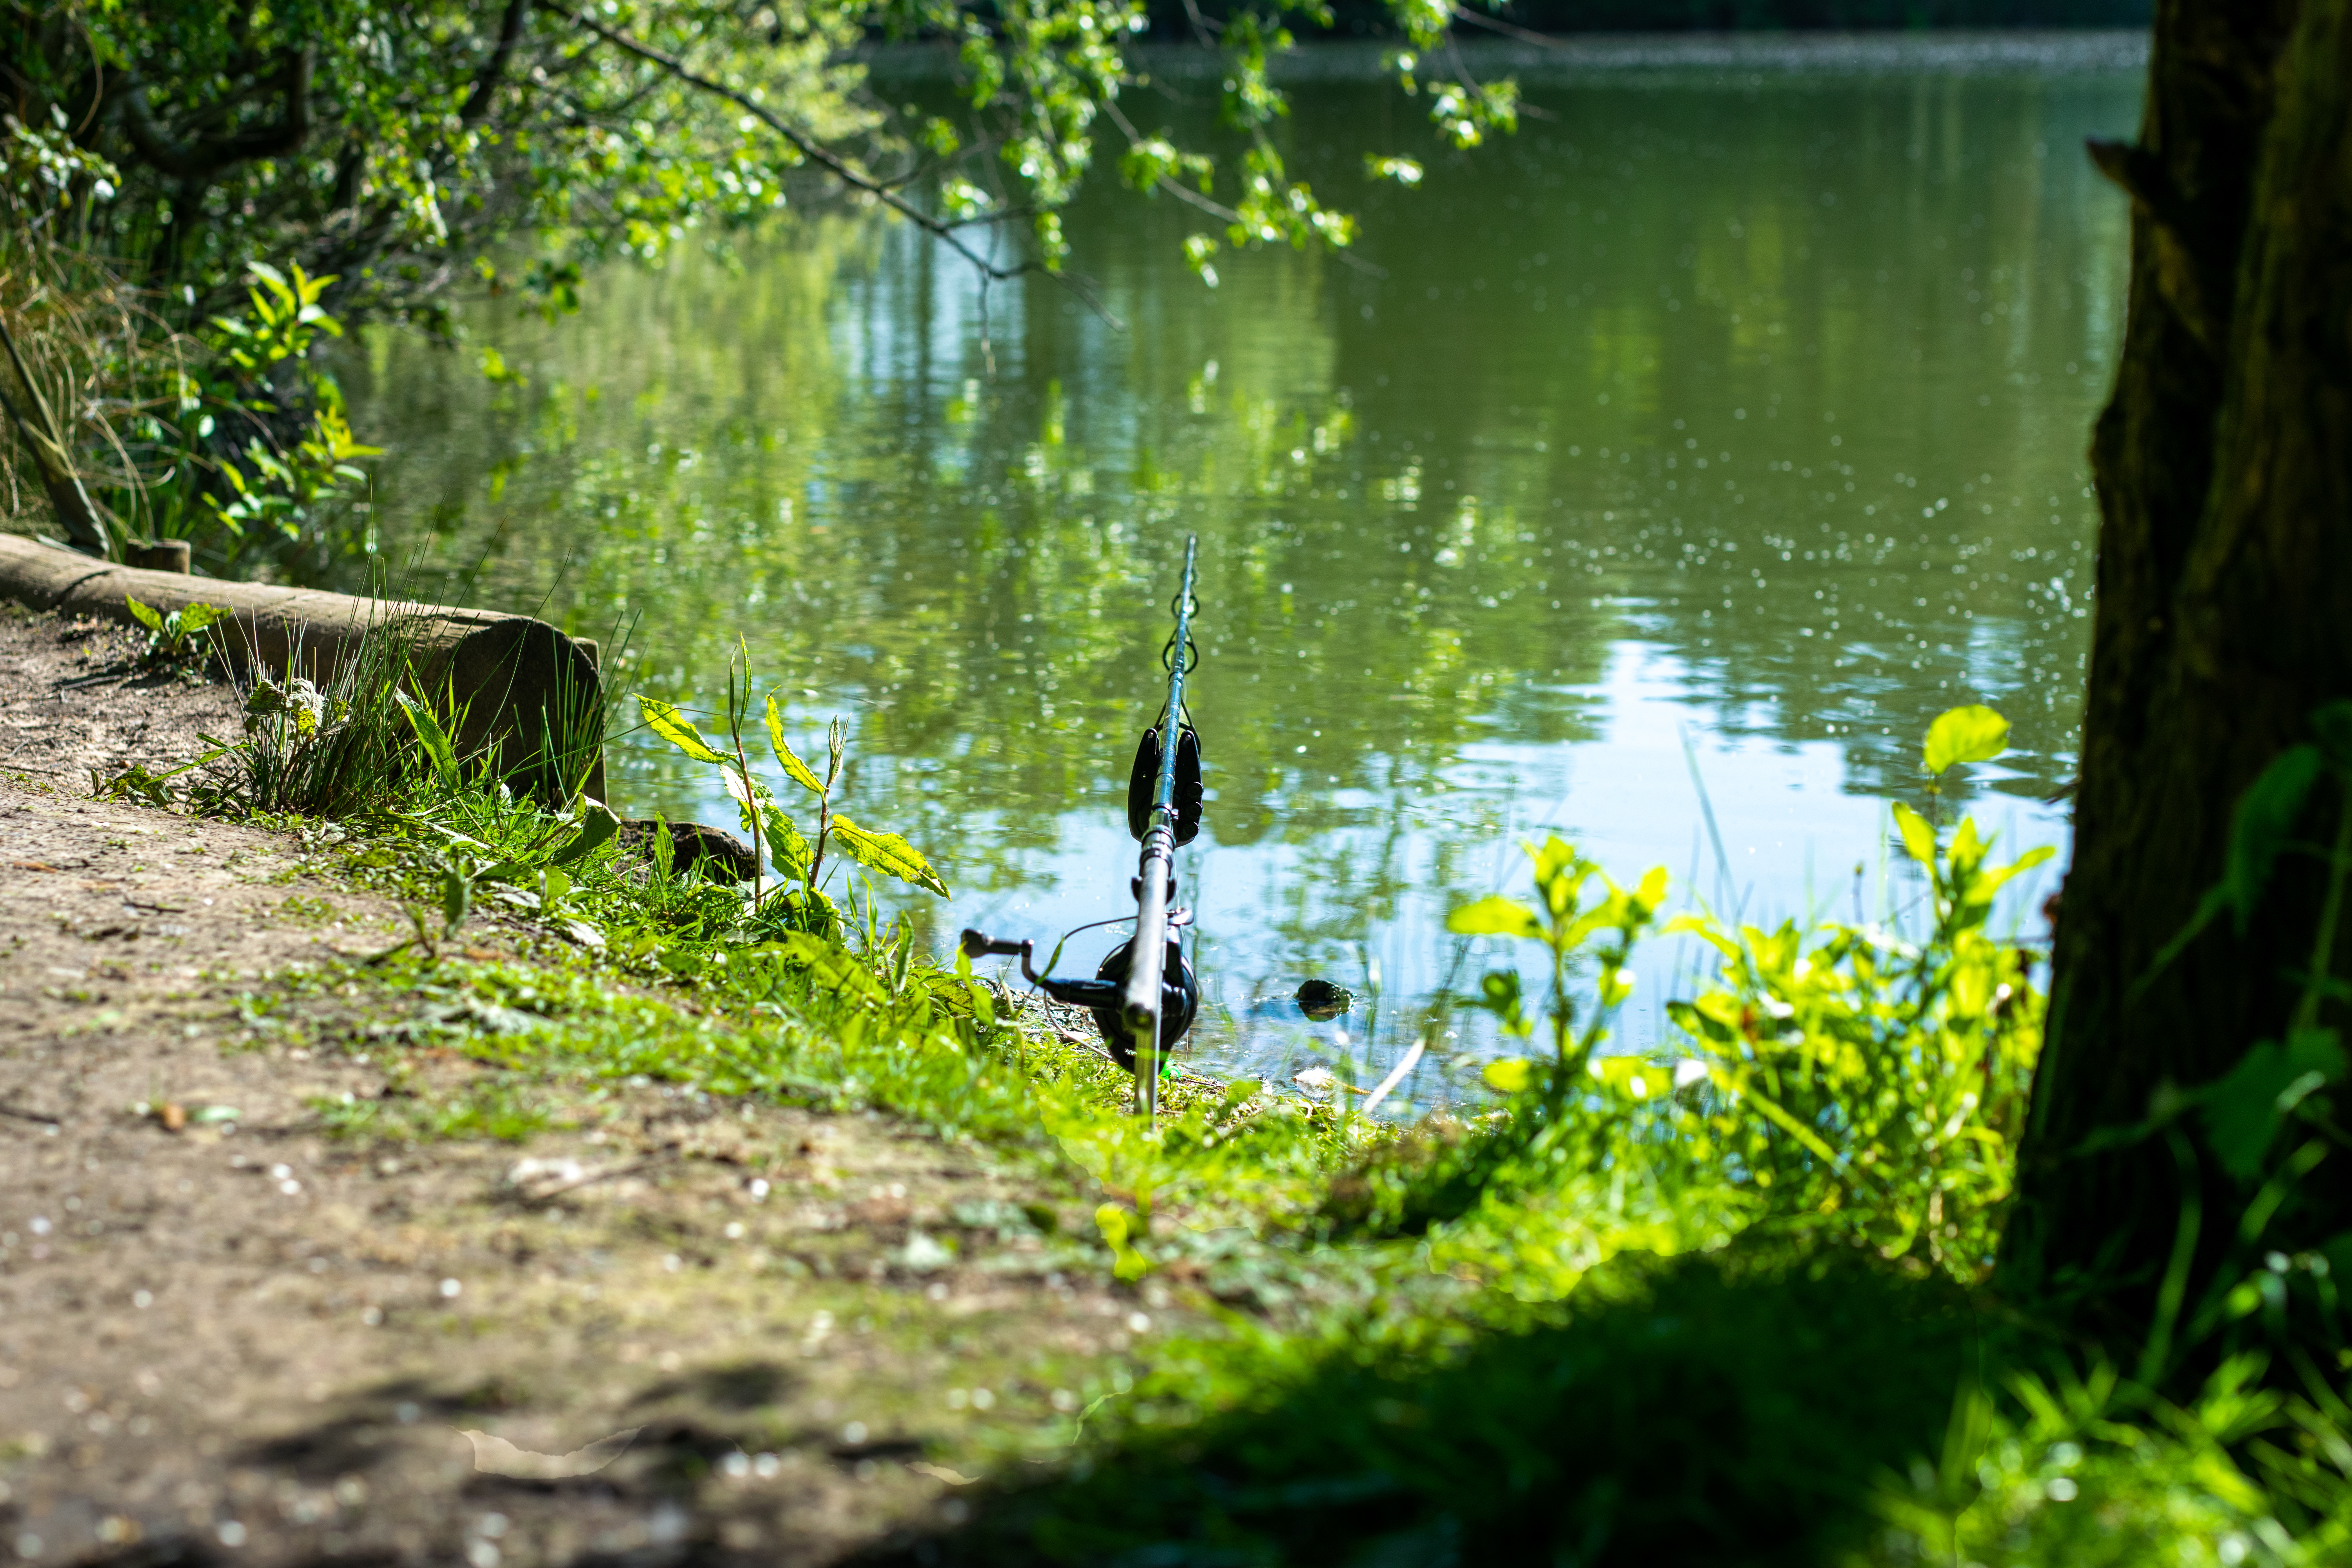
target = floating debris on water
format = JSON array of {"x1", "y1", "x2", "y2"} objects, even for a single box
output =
[{"x1": 1294, "y1": 980, "x2": 1353, "y2": 1021}]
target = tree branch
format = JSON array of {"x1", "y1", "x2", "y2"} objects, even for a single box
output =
[
  {"x1": 118, "y1": 46, "x2": 314, "y2": 181},
  {"x1": 461, "y1": 0, "x2": 534, "y2": 127},
  {"x1": 1179, "y1": 0, "x2": 1225, "y2": 46},
  {"x1": 1443, "y1": 29, "x2": 1552, "y2": 121},
  {"x1": 535, "y1": 1, "x2": 1124, "y2": 328},
  {"x1": 1098, "y1": 95, "x2": 1242, "y2": 224},
  {"x1": 1445, "y1": 4, "x2": 1555, "y2": 49}
]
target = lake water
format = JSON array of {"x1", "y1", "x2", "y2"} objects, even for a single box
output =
[{"x1": 336, "y1": 34, "x2": 2143, "y2": 1100}]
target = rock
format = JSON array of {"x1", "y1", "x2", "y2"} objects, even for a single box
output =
[
  {"x1": 617, "y1": 819, "x2": 760, "y2": 883},
  {"x1": 1294, "y1": 979, "x2": 1353, "y2": 1021}
]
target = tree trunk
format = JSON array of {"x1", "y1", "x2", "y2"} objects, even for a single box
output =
[{"x1": 2004, "y1": 0, "x2": 2352, "y2": 1346}]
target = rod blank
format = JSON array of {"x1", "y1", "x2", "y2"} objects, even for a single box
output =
[{"x1": 1122, "y1": 535, "x2": 1199, "y2": 1119}]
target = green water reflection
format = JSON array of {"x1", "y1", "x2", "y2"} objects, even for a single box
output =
[{"x1": 337, "y1": 48, "x2": 2139, "y2": 1087}]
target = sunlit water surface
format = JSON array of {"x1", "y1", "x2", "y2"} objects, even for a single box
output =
[{"x1": 336, "y1": 34, "x2": 2143, "y2": 1101}]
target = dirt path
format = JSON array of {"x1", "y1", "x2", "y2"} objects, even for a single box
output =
[{"x1": 0, "y1": 611, "x2": 1160, "y2": 1567}]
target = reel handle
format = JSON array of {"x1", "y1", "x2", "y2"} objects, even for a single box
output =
[{"x1": 958, "y1": 929, "x2": 1027, "y2": 959}]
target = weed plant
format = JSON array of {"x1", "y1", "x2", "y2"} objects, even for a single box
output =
[
  {"x1": 123, "y1": 594, "x2": 230, "y2": 670},
  {"x1": 2, "y1": 131, "x2": 379, "y2": 567},
  {"x1": 227, "y1": 617, "x2": 433, "y2": 820}
]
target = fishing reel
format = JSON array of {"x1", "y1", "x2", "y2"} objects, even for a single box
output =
[
  {"x1": 959, "y1": 918, "x2": 1200, "y2": 1071},
  {"x1": 964, "y1": 536, "x2": 1207, "y2": 1108}
]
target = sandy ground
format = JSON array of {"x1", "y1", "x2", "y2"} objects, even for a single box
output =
[{"x1": 0, "y1": 609, "x2": 1162, "y2": 1567}]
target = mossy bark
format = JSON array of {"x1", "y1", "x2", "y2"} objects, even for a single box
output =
[{"x1": 2004, "y1": 0, "x2": 2352, "y2": 1335}]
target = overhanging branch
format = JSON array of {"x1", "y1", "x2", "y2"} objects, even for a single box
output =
[
  {"x1": 461, "y1": 0, "x2": 534, "y2": 126},
  {"x1": 118, "y1": 46, "x2": 314, "y2": 182},
  {"x1": 535, "y1": 2, "x2": 1123, "y2": 329}
]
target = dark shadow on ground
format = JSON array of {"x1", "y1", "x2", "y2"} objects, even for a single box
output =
[
  {"x1": 73, "y1": 1253, "x2": 1974, "y2": 1568},
  {"x1": 850, "y1": 1247, "x2": 1980, "y2": 1567}
]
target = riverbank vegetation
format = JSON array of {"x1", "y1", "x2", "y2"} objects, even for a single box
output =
[{"x1": 84, "y1": 625, "x2": 2352, "y2": 1561}]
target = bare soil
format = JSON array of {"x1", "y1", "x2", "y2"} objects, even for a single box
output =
[{"x1": 0, "y1": 608, "x2": 1164, "y2": 1567}]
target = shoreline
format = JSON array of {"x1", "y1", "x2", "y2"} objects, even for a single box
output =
[{"x1": 863, "y1": 28, "x2": 2151, "y2": 82}]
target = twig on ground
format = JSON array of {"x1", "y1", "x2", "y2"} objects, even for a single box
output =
[{"x1": 515, "y1": 1149, "x2": 679, "y2": 1206}]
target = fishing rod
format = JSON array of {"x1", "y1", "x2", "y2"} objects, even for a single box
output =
[{"x1": 960, "y1": 535, "x2": 1205, "y2": 1120}]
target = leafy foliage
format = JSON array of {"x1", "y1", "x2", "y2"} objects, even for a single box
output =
[
  {"x1": 1327, "y1": 708, "x2": 2048, "y2": 1287},
  {"x1": 634, "y1": 640, "x2": 951, "y2": 929},
  {"x1": 1448, "y1": 837, "x2": 1667, "y2": 1082},
  {"x1": 1876, "y1": 1357, "x2": 2352, "y2": 1568},
  {"x1": 3, "y1": 0, "x2": 1529, "y2": 563},
  {"x1": 7, "y1": 0, "x2": 1514, "y2": 325},
  {"x1": 1668, "y1": 814, "x2": 2050, "y2": 1272},
  {"x1": 2079, "y1": 701, "x2": 2352, "y2": 1394},
  {"x1": 124, "y1": 592, "x2": 229, "y2": 665}
]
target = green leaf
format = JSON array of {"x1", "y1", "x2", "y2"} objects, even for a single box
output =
[
  {"x1": 829, "y1": 817, "x2": 949, "y2": 897},
  {"x1": 637, "y1": 696, "x2": 726, "y2": 764},
  {"x1": 1446, "y1": 895, "x2": 1544, "y2": 940},
  {"x1": 766, "y1": 693, "x2": 826, "y2": 795},
  {"x1": 1593, "y1": 1056, "x2": 1661, "y2": 1097},
  {"x1": 176, "y1": 603, "x2": 231, "y2": 634},
  {"x1": 2133, "y1": 744, "x2": 2327, "y2": 986},
  {"x1": 649, "y1": 812, "x2": 675, "y2": 882},
  {"x1": 2223, "y1": 744, "x2": 2324, "y2": 936},
  {"x1": 2201, "y1": 1028, "x2": 2347, "y2": 1181},
  {"x1": 1094, "y1": 1203, "x2": 1151, "y2": 1282},
  {"x1": 1472, "y1": 968, "x2": 1532, "y2": 1036},
  {"x1": 547, "y1": 800, "x2": 620, "y2": 867},
  {"x1": 440, "y1": 866, "x2": 472, "y2": 935},
  {"x1": 394, "y1": 690, "x2": 459, "y2": 787},
  {"x1": 762, "y1": 804, "x2": 811, "y2": 882},
  {"x1": 1482, "y1": 1058, "x2": 1534, "y2": 1094},
  {"x1": 721, "y1": 764, "x2": 773, "y2": 817},
  {"x1": 125, "y1": 595, "x2": 162, "y2": 632},
  {"x1": 1923, "y1": 705, "x2": 2011, "y2": 775},
  {"x1": 1662, "y1": 914, "x2": 1741, "y2": 958},
  {"x1": 1892, "y1": 802, "x2": 1937, "y2": 868}
]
